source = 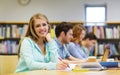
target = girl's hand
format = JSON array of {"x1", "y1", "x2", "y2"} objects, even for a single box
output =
[
  {"x1": 45, "y1": 33, "x2": 52, "y2": 42},
  {"x1": 56, "y1": 60, "x2": 69, "y2": 70}
]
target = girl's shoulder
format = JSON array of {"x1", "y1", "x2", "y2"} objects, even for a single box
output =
[
  {"x1": 21, "y1": 37, "x2": 35, "y2": 44},
  {"x1": 69, "y1": 42, "x2": 76, "y2": 46}
]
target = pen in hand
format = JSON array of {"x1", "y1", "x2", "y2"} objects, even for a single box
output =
[{"x1": 58, "y1": 57, "x2": 70, "y2": 68}]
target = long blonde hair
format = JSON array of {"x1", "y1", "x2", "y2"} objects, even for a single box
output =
[{"x1": 18, "y1": 13, "x2": 50, "y2": 57}]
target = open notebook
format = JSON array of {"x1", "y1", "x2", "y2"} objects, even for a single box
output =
[
  {"x1": 65, "y1": 62, "x2": 105, "y2": 71},
  {"x1": 65, "y1": 46, "x2": 110, "y2": 71}
]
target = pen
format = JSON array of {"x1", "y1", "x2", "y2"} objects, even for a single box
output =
[{"x1": 58, "y1": 57, "x2": 70, "y2": 68}]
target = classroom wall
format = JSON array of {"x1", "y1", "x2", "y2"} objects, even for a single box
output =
[{"x1": 0, "y1": 0, "x2": 120, "y2": 22}]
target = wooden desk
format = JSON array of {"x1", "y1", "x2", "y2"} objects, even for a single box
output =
[
  {"x1": 0, "y1": 55, "x2": 18, "y2": 75},
  {"x1": 6, "y1": 69, "x2": 120, "y2": 75}
]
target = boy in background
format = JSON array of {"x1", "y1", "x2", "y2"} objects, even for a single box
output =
[{"x1": 81, "y1": 32, "x2": 97, "y2": 57}]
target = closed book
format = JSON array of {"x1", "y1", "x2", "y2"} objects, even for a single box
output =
[{"x1": 100, "y1": 62, "x2": 119, "y2": 68}]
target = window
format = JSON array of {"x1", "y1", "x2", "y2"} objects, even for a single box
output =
[{"x1": 85, "y1": 5, "x2": 106, "y2": 26}]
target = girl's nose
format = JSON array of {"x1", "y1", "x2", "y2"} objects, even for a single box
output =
[{"x1": 40, "y1": 26, "x2": 44, "y2": 29}]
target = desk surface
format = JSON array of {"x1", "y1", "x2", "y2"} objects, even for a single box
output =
[{"x1": 6, "y1": 69, "x2": 120, "y2": 75}]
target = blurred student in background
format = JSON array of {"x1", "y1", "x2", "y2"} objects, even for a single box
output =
[
  {"x1": 15, "y1": 13, "x2": 69, "y2": 73},
  {"x1": 54, "y1": 22, "x2": 80, "y2": 61},
  {"x1": 81, "y1": 32, "x2": 97, "y2": 57},
  {"x1": 67, "y1": 24, "x2": 87, "y2": 59}
]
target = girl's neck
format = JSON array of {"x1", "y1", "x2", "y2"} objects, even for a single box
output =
[
  {"x1": 74, "y1": 39, "x2": 79, "y2": 44},
  {"x1": 37, "y1": 37, "x2": 45, "y2": 44}
]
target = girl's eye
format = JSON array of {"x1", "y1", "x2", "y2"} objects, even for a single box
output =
[
  {"x1": 35, "y1": 23, "x2": 48, "y2": 27},
  {"x1": 36, "y1": 24, "x2": 40, "y2": 27},
  {"x1": 42, "y1": 23, "x2": 47, "y2": 26}
]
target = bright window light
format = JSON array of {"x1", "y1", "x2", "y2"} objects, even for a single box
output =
[{"x1": 85, "y1": 6, "x2": 106, "y2": 26}]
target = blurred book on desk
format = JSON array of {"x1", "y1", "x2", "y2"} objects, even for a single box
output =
[{"x1": 100, "y1": 62, "x2": 120, "y2": 68}]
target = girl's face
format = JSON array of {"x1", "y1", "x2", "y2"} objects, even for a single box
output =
[
  {"x1": 34, "y1": 19, "x2": 49, "y2": 38},
  {"x1": 80, "y1": 30, "x2": 86, "y2": 41}
]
